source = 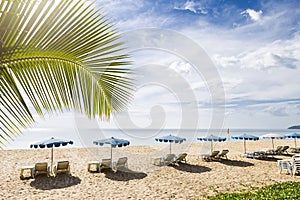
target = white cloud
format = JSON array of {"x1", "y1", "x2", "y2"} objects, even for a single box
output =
[
  {"x1": 169, "y1": 61, "x2": 192, "y2": 75},
  {"x1": 241, "y1": 9, "x2": 263, "y2": 21},
  {"x1": 183, "y1": 1, "x2": 197, "y2": 13},
  {"x1": 174, "y1": 0, "x2": 207, "y2": 14},
  {"x1": 213, "y1": 33, "x2": 300, "y2": 70}
]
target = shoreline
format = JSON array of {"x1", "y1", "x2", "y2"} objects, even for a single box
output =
[{"x1": 1, "y1": 140, "x2": 300, "y2": 199}]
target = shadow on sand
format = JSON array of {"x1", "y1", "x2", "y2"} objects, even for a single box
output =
[
  {"x1": 30, "y1": 174, "x2": 81, "y2": 190},
  {"x1": 104, "y1": 168, "x2": 147, "y2": 181},
  {"x1": 171, "y1": 163, "x2": 212, "y2": 173},
  {"x1": 218, "y1": 159, "x2": 254, "y2": 167}
]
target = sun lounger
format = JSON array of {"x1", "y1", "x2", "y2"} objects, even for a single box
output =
[
  {"x1": 274, "y1": 146, "x2": 284, "y2": 154},
  {"x1": 161, "y1": 154, "x2": 176, "y2": 165},
  {"x1": 244, "y1": 151, "x2": 266, "y2": 159},
  {"x1": 289, "y1": 147, "x2": 300, "y2": 153},
  {"x1": 175, "y1": 153, "x2": 187, "y2": 163},
  {"x1": 100, "y1": 159, "x2": 112, "y2": 171},
  {"x1": 216, "y1": 149, "x2": 229, "y2": 159},
  {"x1": 201, "y1": 150, "x2": 220, "y2": 161},
  {"x1": 33, "y1": 162, "x2": 50, "y2": 177},
  {"x1": 53, "y1": 161, "x2": 70, "y2": 176},
  {"x1": 279, "y1": 146, "x2": 289, "y2": 154},
  {"x1": 87, "y1": 161, "x2": 101, "y2": 172},
  {"x1": 113, "y1": 157, "x2": 128, "y2": 172}
]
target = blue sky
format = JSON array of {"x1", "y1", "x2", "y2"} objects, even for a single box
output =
[{"x1": 90, "y1": 0, "x2": 300, "y2": 130}]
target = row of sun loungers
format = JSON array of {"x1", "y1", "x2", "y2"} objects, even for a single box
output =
[
  {"x1": 244, "y1": 146, "x2": 290, "y2": 159},
  {"x1": 20, "y1": 161, "x2": 70, "y2": 179},
  {"x1": 152, "y1": 153, "x2": 187, "y2": 166},
  {"x1": 87, "y1": 157, "x2": 129, "y2": 173},
  {"x1": 200, "y1": 149, "x2": 229, "y2": 161}
]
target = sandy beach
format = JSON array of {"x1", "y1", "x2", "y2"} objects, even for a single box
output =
[{"x1": 1, "y1": 139, "x2": 299, "y2": 199}]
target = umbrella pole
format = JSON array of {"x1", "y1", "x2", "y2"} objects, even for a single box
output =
[
  {"x1": 272, "y1": 139, "x2": 274, "y2": 149},
  {"x1": 211, "y1": 141, "x2": 213, "y2": 153},
  {"x1": 244, "y1": 139, "x2": 246, "y2": 153},
  {"x1": 295, "y1": 138, "x2": 297, "y2": 148},
  {"x1": 110, "y1": 145, "x2": 113, "y2": 163},
  {"x1": 170, "y1": 143, "x2": 171, "y2": 154},
  {"x1": 51, "y1": 146, "x2": 53, "y2": 174}
]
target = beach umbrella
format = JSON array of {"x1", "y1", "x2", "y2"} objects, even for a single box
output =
[
  {"x1": 30, "y1": 137, "x2": 73, "y2": 169},
  {"x1": 93, "y1": 137, "x2": 130, "y2": 161},
  {"x1": 260, "y1": 133, "x2": 284, "y2": 149},
  {"x1": 155, "y1": 135, "x2": 186, "y2": 154},
  {"x1": 285, "y1": 133, "x2": 300, "y2": 147},
  {"x1": 197, "y1": 135, "x2": 226, "y2": 153},
  {"x1": 231, "y1": 133, "x2": 259, "y2": 153}
]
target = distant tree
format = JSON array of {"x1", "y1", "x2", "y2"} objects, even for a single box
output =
[{"x1": 0, "y1": 0, "x2": 133, "y2": 147}]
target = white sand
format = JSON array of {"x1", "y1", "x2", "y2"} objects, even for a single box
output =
[{"x1": 1, "y1": 139, "x2": 299, "y2": 199}]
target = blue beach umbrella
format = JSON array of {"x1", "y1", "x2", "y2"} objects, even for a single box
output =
[
  {"x1": 30, "y1": 137, "x2": 73, "y2": 169},
  {"x1": 93, "y1": 137, "x2": 130, "y2": 161},
  {"x1": 231, "y1": 133, "x2": 259, "y2": 153},
  {"x1": 285, "y1": 133, "x2": 300, "y2": 147},
  {"x1": 155, "y1": 135, "x2": 186, "y2": 154},
  {"x1": 197, "y1": 135, "x2": 226, "y2": 153}
]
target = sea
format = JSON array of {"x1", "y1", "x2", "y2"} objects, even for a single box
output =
[{"x1": 4, "y1": 128, "x2": 299, "y2": 150}]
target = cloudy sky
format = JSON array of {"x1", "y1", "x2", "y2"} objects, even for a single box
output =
[
  {"x1": 90, "y1": 0, "x2": 300, "y2": 130},
  {"x1": 17, "y1": 0, "x2": 300, "y2": 136}
]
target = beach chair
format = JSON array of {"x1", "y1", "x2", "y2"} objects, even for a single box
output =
[
  {"x1": 87, "y1": 161, "x2": 101, "y2": 172},
  {"x1": 113, "y1": 157, "x2": 128, "y2": 172},
  {"x1": 278, "y1": 159, "x2": 292, "y2": 174},
  {"x1": 216, "y1": 149, "x2": 229, "y2": 159},
  {"x1": 175, "y1": 153, "x2": 187, "y2": 163},
  {"x1": 279, "y1": 146, "x2": 289, "y2": 154},
  {"x1": 201, "y1": 150, "x2": 220, "y2": 161},
  {"x1": 290, "y1": 156, "x2": 300, "y2": 176},
  {"x1": 273, "y1": 146, "x2": 284, "y2": 155},
  {"x1": 161, "y1": 154, "x2": 176, "y2": 165},
  {"x1": 100, "y1": 159, "x2": 112, "y2": 172},
  {"x1": 244, "y1": 152, "x2": 266, "y2": 159},
  {"x1": 33, "y1": 162, "x2": 50, "y2": 178},
  {"x1": 53, "y1": 161, "x2": 70, "y2": 176}
]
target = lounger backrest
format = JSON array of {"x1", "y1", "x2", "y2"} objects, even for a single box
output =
[
  {"x1": 274, "y1": 146, "x2": 283, "y2": 152},
  {"x1": 219, "y1": 149, "x2": 229, "y2": 156},
  {"x1": 57, "y1": 161, "x2": 69, "y2": 170},
  {"x1": 211, "y1": 151, "x2": 219, "y2": 157},
  {"x1": 177, "y1": 153, "x2": 187, "y2": 160},
  {"x1": 117, "y1": 157, "x2": 127, "y2": 165},
  {"x1": 35, "y1": 162, "x2": 48, "y2": 171},
  {"x1": 281, "y1": 146, "x2": 289, "y2": 152},
  {"x1": 101, "y1": 159, "x2": 111, "y2": 167}
]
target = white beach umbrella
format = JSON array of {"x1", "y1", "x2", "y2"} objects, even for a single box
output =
[{"x1": 260, "y1": 133, "x2": 284, "y2": 149}]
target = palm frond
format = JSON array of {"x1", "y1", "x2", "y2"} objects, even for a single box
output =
[{"x1": 0, "y1": 0, "x2": 134, "y2": 147}]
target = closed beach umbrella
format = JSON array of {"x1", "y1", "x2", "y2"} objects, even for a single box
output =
[
  {"x1": 93, "y1": 137, "x2": 130, "y2": 161},
  {"x1": 155, "y1": 135, "x2": 186, "y2": 154},
  {"x1": 231, "y1": 134, "x2": 259, "y2": 153},
  {"x1": 285, "y1": 133, "x2": 300, "y2": 147},
  {"x1": 260, "y1": 133, "x2": 284, "y2": 149},
  {"x1": 30, "y1": 137, "x2": 73, "y2": 169},
  {"x1": 197, "y1": 135, "x2": 226, "y2": 153}
]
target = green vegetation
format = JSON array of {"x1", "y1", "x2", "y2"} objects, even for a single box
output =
[
  {"x1": 208, "y1": 181, "x2": 300, "y2": 199},
  {"x1": 0, "y1": 0, "x2": 133, "y2": 147}
]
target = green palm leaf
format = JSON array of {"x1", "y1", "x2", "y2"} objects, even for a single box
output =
[{"x1": 0, "y1": 0, "x2": 134, "y2": 147}]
